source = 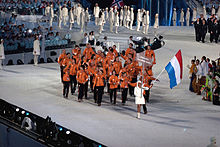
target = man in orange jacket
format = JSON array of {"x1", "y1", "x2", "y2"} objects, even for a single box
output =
[
  {"x1": 77, "y1": 65, "x2": 88, "y2": 102},
  {"x1": 109, "y1": 70, "x2": 119, "y2": 104},
  {"x1": 69, "y1": 58, "x2": 78, "y2": 94},
  {"x1": 83, "y1": 43, "x2": 95, "y2": 60},
  {"x1": 125, "y1": 43, "x2": 136, "y2": 61},
  {"x1": 120, "y1": 72, "x2": 130, "y2": 104},
  {"x1": 58, "y1": 49, "x2": 67, "y2": 82},
  {"x1": 113, "y1": 56, "x2": 122, "y2": 77},
  {"x1": 63, "y1": 65, "x2": 71, "y2": 98},
  {"x1": 93, "y1": 69, "x2": 105, "y2": 106},
  {"x1": 145, "y1": 45, "x2": 156, "y2": 66}
]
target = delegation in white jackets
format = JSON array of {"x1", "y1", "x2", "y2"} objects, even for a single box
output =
[
  {"x1": 94, "y1": 3, "x2": 100, "y2": 25},
  {"x1": 62, "y1": 5, "x2": 68, "y2": 26},
  {"x1": 186, "y1": 8, "x2": 190, "y2": 26},
  {"x1": 172, "y1": 8, "x2": 177, "y2": 26},
  {"x1": 33, "y1": 37, "x2": 40, "y2": 66},
  {"x1": 0, "y1": 39, "x2": 5, "y2": 69},
  {"x1": 180, "y1": 8, "x2": 185, "y2": 26}
]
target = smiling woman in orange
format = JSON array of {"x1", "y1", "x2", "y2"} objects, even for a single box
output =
[
  {"x1": 93, "y1": 69, "x2": 105, "y2": 106},
  {"x1": 83, "y1": 43, "x2": 95, "y2": 60},
  {"x1": 77, "y1": 65, "x2": 88, "y2": 102},
  {"x1": 109, "y1": 70, "x2": 119, "y2": 104}
]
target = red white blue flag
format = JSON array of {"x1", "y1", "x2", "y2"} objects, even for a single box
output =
[
  {"x1": 111, "y1": 0, "x2": 124, "y2": 8},
  {"x1": 165, "y1": 50, "x2": 183, "y2": 89}
]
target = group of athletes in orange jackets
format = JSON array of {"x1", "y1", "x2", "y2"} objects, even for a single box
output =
[{"x1": 58, "y1": 42, "x2": 156, "y2": 108}]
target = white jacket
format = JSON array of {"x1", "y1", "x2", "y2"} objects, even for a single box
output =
[
  {"x1": 45, "y1": 6, "x2": 50, "y2": 16},
  {"x1": 130, "y1": 9, "x2": 134, "y2": 21},
  {"x1": 94, "y1": 6, "x2": 100, "y2": 17},
  {"x1": 109, "y1": 9, "x2": 114, "y2": 23},
  {"x1": 172, "y1": 10, "x2": 176, "y2": 21},
  {"x1": 137, "y1": 11, "x2": 142, "y2": 22},
  {"x1": 186, "y1": 9, "x2": 190, "y2": 20},
  {"x1": 180, "y1": 10, "x2": 184, "y2": 22},
  {"x1": 62, "y1": 7, "x2": 68, "y2": 17},
  {"x1": 0, "y1": 43, "x2": 5, "y2": 60},
  {"x1": 50, "y1": 6, "x2": 54, "y2": 18},
  {"x1": 76, "y1": 6, "x2": 82, "y2": 18},
  {"x1": 33, "y1": 40, "x2": 40, "y2": 55},
  {"x1": 201, "y1": 61, "x2": 208, "y2": 76},
  {"x1": 120, "y1": 9, "x2": 123, "y2": 20},
  {"x1": 146, "y1": 11, "x2": 150, "y2": 25},
  {"x1": 69, "y1": 9, "x2": 74, "y2": 23},
  {"x1": 211, "y1": 7, "x2": 215, "y2": 15},
  {"x1": 115, "y1": 13, "x2": 119, "y2": 26},
  {"x1": 126, "y1": 9, "x2": 131, "y2": 21},
  {"x1": 85, "y1": 9, "x2": 90, "y2": 22},
  {"x1": 98, "y1": 12, "x2": 105, "y2": 25},
  {"x1": 154, "y1": 15, "x2": 159, "y2": 28},
  {"x1": 58, "y1": 5, "x2": 62, "y2": 19}
]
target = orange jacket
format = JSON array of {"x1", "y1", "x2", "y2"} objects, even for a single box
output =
[
  {"x1": 109, "y1": 75, "x2": 119, "y2": 89},
  {"x1": 83, "y1": 47, "x2": 95, "y2": 60},
  {"x1": 72, "y1": 48, "x2": 81, "y2": 57},
  {"x1": 107, "y1": 65, "x2": 114, "y2": 77},
  {"x1": 58, "y1": 53, "x2": 67, "y2": 66},
  {"x1": 69, "y1": 63, "x2": 78, "y2": 76},
  {"x1": 145, "y1": 50, "x2": 156, "y2": 64},
  {"x1": 93, "y1": 74, "x2": 105, "y2": 88},
  {"x1": 119, "y1": 68, "x2": 128, "y2": 79},
  {"x1": 120, "y1": 76, "x2": 130, "y2": 88},
  {"x1": 63, "y1": 66, "x2": 70, "y2": 82},
  {"x1": 62, "y1": 58, "x2": 72, "y2": 67},
  {"x1": 113, "y1": 49, "x2": 118, "y2": 57},
  {"x1": 77, "y1": 69, "x2": 88, "y2": 84},
  {"x1": 63, "y1": 72, "x2": 70, "y2": 82},
  {"x1": 113, "y1": 61, "x2": 122, "y2": 75},
  {"x1": 125, "y1": 48, "x2": 136, "y2": 60}
]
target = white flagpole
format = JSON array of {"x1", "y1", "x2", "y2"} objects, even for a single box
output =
[{"x1": 152, "y1": 68, "x2": 166, "y2": 84}]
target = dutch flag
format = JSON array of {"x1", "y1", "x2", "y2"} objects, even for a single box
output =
[{"x1": 165, "y1": 50, "x2": 183, "y2": 89}]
